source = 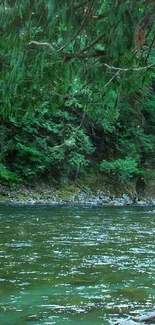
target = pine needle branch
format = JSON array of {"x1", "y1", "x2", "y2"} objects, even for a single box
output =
[
  {"x1": 103, "y1": 62, "x2": 155, "y2": 71},
  {"x1": 28, "y1": 41, "x2": 55, "y2": 50}
]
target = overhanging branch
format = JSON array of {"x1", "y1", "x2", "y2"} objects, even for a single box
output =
[
  {"x1": 27, "y1": 40, "x2": 155, "y2": 72},
  {"x1": 28, "y1": 41, "x2": 55, "y2": 50},
  {"x1": 103, "y1": 62, "x2": 155, "y2": 71}
]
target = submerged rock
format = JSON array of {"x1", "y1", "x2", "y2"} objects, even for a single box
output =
[
  {"x1": 21, "y1": 314, "x2": 42, "y2": 322},
  {"x1": 117, "y1": 287, "x2": 148, "y2": 302},
  {"x1": 115, "y1": 320, "x2": 142, "y2": 325},
  {"x1": 72, "y1": 278, "x2": 96, "y2": 286},
  {"x1": 115, "y1": 310, "x2": 155, "y2": 325},
  {"x1": 133, "y1": 311, "x2": 155, "y2": 323}
]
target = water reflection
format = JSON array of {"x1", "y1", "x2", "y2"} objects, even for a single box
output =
[{"x1": 0, "y1": 205, "x2": 155, "y2": 325}]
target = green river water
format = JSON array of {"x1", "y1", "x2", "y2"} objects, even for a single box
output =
[{"x1": 0, "y1": 204, "x2": 155, "y2": 325}]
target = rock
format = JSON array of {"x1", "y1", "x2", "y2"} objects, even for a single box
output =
[
  {"x1": 21, "y1": 314, "x2": 41, "y2": 321},
  {"x1": 0, "y1": 183, "x2": 154, "y2": 206},
  {"x1": 136, "y1": 200, "x2": 149, "y2": 206},
  {"x1": 122, "y1": 194, "x2": 133, "y2": 205},
  {"x1": 117, "y1": 287, "x2": 148, "y2": 302},
  {"x1": 150, "y1": 199, "x2": 155, "y2": 206},
  {"x1": 134, "y1": 311, "x2": 155, "y2": 323},
  {"x1": 115, "y1": 320, "x2": 142, "y2": 325},
  {"x1": 115, "y1": 311, "x2": 155, "y2": 325},
  {"x1": 72, "y1": 278, "x2": 96, "y2": 286}
]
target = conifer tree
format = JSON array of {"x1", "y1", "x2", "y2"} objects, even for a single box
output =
[{"x1": 0, "y1": 0, "x2": 155, "y2": 185}]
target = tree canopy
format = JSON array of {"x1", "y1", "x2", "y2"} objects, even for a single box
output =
[{"x1": 0, "y1": 0, "x2": 155, "y2": 187}]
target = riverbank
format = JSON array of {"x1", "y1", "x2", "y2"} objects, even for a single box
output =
[{"x1": 0, "y1": 181, "x2": 155, "y2": 206}]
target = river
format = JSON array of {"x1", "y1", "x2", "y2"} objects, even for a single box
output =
[{"x1": 0, "y1": 204, "x2": 155, "y2": 325}]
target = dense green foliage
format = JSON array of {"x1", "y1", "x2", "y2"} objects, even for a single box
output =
[{"x1": 0, "y1": 0, "x2": 155, "y2": 187}]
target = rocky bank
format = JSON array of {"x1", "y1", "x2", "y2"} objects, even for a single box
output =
[{"x1": 0, "y1": 182, "x2": 155, "y2": 206}]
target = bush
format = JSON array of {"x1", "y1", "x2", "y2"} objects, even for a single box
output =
[
  {"x1": 100, "y1": 157, "x2": 138, "y2": 183},
  {"x1": 0, "y1": 163, "x2": 21, "y2": 185}
]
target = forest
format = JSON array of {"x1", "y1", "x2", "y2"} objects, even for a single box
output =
[{"x1": 0, "y1": 0, "x2": 155, "y2": 192}]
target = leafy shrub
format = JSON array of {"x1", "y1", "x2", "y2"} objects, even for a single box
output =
[
  {"x1": 100, "y1": 157, "x2": 138, "y2": 183},
  {"x1": 0, "y1": 163, "x2": 21, "y2": 185}
]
